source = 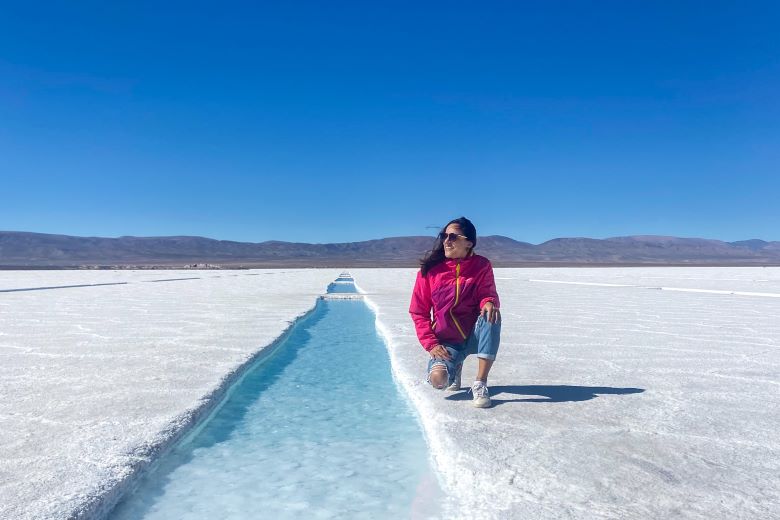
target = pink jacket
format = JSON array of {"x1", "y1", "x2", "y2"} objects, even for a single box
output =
[{"x1": 409, "y1": 254, "x2": 500, "y2": 351}]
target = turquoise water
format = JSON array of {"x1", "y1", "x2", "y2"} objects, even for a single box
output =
[
  {"x1": 110, "y1": 298, "x2": 439, "y2": 519},
  {"x1": 326, "y1": 281, "x2": 358, "y2": 293}
]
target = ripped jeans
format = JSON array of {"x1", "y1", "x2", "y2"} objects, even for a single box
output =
[{"x1": 427, "y1": 315, "x2": 501, "y2": 388}]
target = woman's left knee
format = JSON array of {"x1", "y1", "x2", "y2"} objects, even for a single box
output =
[{"x1": 477, "y1": 315, "x2": 501, "y2": 329}]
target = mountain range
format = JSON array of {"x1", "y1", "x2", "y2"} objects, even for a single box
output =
[{"x1": 1, "y1": 231, "x2": 779, "y2": 268}]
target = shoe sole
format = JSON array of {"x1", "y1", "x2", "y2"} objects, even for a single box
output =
[
  {"x1": 446, "y1": 365, "x2": 463, "y2": 391},
  {"x1": 473, "y1": 398, "x2": 492, "y2": 408}
]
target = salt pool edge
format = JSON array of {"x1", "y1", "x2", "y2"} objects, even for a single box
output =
[
  {"x1": 86, "y1": 300, "x2": 324, "y2": 520},
  {"x1": 354, "y1": 279, "x2": 458, "y2": 517}
]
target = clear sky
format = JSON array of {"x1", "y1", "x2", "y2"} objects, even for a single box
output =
[{"x1": 1, "y1": 1, "x2": 778, "y2": 244}]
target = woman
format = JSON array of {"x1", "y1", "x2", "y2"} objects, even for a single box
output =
[{"x1": 409, "y1": 217, "x2": 501, "y2": 408}]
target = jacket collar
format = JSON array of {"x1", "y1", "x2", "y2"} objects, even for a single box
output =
[{"x1": 444, "y1": 250, "x2": 475, "y2": 267}]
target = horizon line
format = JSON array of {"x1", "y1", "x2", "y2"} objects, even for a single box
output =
[{"x1": 2, "y1": 229, "x2": 777, "y2": 247}]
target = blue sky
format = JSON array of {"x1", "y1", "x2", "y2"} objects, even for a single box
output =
[{"x1": 1, "y1": 1, "x2": 778, "y2": 244}]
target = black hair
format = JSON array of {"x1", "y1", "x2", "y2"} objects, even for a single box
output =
[{"x1": 419, "y1": 216, "x2": 477, "y2": 276}]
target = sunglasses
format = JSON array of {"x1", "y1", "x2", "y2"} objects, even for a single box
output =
[{"x1": 438, "y1": 232, "x2": 468, "y2": 242}]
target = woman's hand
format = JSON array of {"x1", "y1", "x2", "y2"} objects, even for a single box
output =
[
  {"x1": 481, "y1": 302, "x2": 501, "y2": 324},
  {"x1": 429, "y1": 344, "x2": 452, "y2": 360}
]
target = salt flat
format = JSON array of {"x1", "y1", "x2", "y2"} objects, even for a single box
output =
[
  {"x1": 353, "y1": 267, "x2": 780, "y2": 519},
  {"x1": 0, "y1": 269, "x2": 338, "y2": 520},
  {"x1": 1, "y1": 267, "x2": 778, "y2": 519}
]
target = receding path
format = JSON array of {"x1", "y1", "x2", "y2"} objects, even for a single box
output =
[
  {"x1": 529, "y1": 278, "x2": 780, "y2": 298},
  {"x1": 0, "y1": 282, "x2": 129, "y2": 293}
]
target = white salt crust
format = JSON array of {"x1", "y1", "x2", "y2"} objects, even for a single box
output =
[
  {"x1": 0, "y1": 269, "x2": 339, "y2": 520},
  {"x1": 352, "y1": 266, "x2": 780, "y2": 520},
  {"x1": 2, "y1": 267, "x2": 779, "y2": 519}
]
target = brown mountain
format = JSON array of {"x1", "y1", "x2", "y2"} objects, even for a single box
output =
[{"x1": 1, "y1": 231, "x2": 779, "y2": 268}]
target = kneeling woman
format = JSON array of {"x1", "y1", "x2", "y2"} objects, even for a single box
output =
[{"x1": 409, "y1": 217, "x2": 501, "y2": 408}]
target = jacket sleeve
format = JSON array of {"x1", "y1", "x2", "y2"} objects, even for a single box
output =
[
  {"x1": 478, "y1": 260, "x2": 501, "y2": 309},
  {"x1": 409, "y1": 270, "x2": 439, "y2": 351}
]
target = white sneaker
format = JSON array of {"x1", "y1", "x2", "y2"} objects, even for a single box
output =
[
  {"x1": 471, "y1": 381, "x2": 491, "y2": 408},
  {"x1": 445, "y1": 364, "x2": 462, "y2": 391}
]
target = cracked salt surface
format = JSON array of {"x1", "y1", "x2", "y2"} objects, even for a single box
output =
[
  {"x1": 354, "y1": 266, "x2": 780, "y2": 519},
  {"x1": 2, "y1": 267, "x2": 779, "y2": 519},
  {"x1": 0, "y1": 269, "x2": 340, "y2": 520}
]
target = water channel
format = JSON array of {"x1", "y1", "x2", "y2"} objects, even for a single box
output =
[{"x1": 110, "y1": 276, "x2": 440, "y2": 519}]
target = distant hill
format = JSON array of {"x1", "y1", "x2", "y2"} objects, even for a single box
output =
[{"x1": 1, "y1": 231, "x2": 779, "y2": 268}]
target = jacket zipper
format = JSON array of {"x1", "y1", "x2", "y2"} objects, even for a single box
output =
[{"x1": 449, "y1": 262, "x2": 467, "y2": 339}]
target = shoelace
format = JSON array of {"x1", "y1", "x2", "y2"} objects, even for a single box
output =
[{"x1": 470, "y1": 382, "x2": 489, "y2": 398}]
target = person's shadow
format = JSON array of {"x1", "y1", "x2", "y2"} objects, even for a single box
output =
[{"x1": 445, "y1": 385, "x2": 644, "y2": 405}]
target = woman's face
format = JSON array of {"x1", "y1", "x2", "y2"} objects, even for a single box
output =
[{"x1": 442, "y1": 223, "x2": 473, "y2": 259}]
